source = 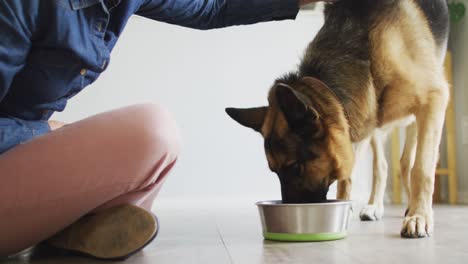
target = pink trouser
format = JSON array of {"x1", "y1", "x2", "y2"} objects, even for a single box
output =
[{"x1": 0, "y1": 104, "x2": 181, "y2": 256}]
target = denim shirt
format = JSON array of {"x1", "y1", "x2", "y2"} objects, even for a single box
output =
[{"x1": 0, "y1": 0, "x2": 299, "y2": 154}]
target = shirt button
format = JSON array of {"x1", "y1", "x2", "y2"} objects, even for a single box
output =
[{"x1": 80, "y1": 69, "x2": 87, "y2": 76}]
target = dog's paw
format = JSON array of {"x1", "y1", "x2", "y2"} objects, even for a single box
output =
[
  {"x1": 359, "y1": 204, "x2": 384, "y2": 221},
  {"x1": 400, "y1": 213, "x2": 433, "y2": 238}
]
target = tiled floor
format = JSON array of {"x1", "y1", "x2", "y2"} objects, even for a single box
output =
[{"x1": 2, "y1": 203, "x2": 468, "y2": 264}]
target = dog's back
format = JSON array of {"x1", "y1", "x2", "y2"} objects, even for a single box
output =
[
  {"x1": 323, "y1": 0, "x2": 449, "y2": 37},
  {"x1": 314, "y1": 0, "x2": 449, "y2": 62},
  {"x1": 326, "y1": 0, "x2": 449, "y2": 57},
  {"x1": 295, "y1": 0, "x2": 450, "y2": 141}
]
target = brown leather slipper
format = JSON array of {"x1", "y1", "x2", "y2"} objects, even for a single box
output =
[{"x1": 46, "y1": 204, "x2": 158, "y2": 261}]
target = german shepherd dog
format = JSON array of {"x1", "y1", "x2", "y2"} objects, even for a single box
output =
[{"x1": 226, "y1": 0, "x2": 449, "y2": 238}]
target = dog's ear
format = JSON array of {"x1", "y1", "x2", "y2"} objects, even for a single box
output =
[
  {"x1": 275, "y1": 84, "x2": 323, "y2": 138},
  {"x1": 225, "y1": 107, "x2": 267, "y2": 132}
]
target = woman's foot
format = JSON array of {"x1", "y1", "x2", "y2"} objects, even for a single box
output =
[{"x1": 46, "y1": 204, "x2": 158, "y2": 261}]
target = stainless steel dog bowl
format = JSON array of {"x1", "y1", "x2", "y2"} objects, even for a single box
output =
[{"x1": 256, "y1": 200, "x2": 353, "y2": 242}]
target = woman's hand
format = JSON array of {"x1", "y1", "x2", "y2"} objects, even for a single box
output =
[{"x1": 48, "y1": 120, "x2": 67, "y2": 131}]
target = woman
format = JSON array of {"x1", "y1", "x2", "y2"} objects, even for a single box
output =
[{"x1": 0, "y1": 0, "x2": 323, "y2": 260}]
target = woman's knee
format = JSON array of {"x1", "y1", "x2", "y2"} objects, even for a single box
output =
[{"x1": 120, "y1": 104, "x2": 182, "y2": 162}]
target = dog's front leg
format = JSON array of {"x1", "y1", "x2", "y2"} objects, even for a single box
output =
[
  {"x1": 337, "y1": 138, "x2": 369, "y2": 201},
  {"x1": 401, "y1": 87, "x2": 449, "y2": 238},
  {"x1": 360, "y1": 130, "x2": 389, "y2": 221},
  {"x1": 337, "y1": 179, "x2": 352, "y2": 200},
  {"x1": 400, "y1": 122, "x2": 418, "y2": 211}
]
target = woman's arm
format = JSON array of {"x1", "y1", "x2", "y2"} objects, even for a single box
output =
[
  {"x1": 136, "y1": 0, "x2": 325, "y2": 30},
  {"x1": 0, "y1": 1, "x2": 32, "y2": 103},
  {"x1": 0, "y1": 1, "x2": 52, "y2": 154}
]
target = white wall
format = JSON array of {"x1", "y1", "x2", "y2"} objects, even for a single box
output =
[{"x1": 53, "y1": 11, "x2": 373, "y2": 206}]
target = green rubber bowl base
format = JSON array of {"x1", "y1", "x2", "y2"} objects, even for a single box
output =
[{"x1": 264, "y1": 231, "x2": 347, "y2": 242}]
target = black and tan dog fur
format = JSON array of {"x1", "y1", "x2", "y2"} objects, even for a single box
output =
[{"x1": 226, "y1": 0, "x2": 450, "y2": 238}]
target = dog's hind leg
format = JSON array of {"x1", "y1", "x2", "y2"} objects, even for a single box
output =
[
  {"x1": 400, "y1": 122, "x2": 418, "y2": 216},
  {"x1": 360, "y1": 130, "x2": 389, "y2": 221},
  {"x1": 401, "y1": 84, "x2": 449, "y2": 238}
]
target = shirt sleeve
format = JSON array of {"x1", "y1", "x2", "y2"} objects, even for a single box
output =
[
  {"x1": 0, "y1": 1, "x2": 32, "y2": 102},
  {"x1": 0, "y1": 2, "x2": 49, "y2": 154},
  {"x1": 136, "y1": 0, "x2": 300, "y2": 30}
]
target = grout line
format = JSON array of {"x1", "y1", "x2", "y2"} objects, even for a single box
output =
[{"x1": 215, "y1": 223, "x2": 235, "y2": 264}]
